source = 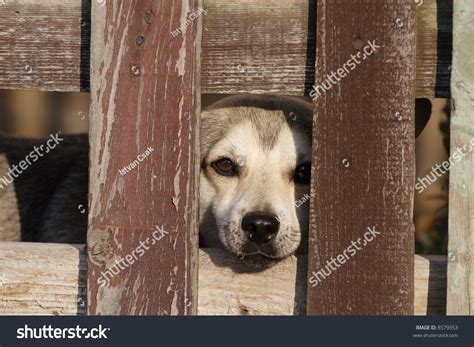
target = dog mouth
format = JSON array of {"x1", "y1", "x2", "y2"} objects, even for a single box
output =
[
  {"x1": 238, "y1": 243, "x2": 285, "y2": 259},
  {"x1": 234, "y1": 253, "x2": 281, "y2": 270},
  {"x1": 219, "y1": 231, "x2": 286, "y2": 260},
  {"x1": 224, "y1": 234, "x2": 298, "y2": 261}
]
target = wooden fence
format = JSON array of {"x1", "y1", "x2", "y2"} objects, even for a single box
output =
[{"x1": 0, "y1": 0, "x2": 472, "y2": 316}]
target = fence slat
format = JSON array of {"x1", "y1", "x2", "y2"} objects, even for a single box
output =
[
  {"x1": 0, "y1": 0, "x2": 448, "y2": 98},
  {"x1": 87, "y1": 0, "x2": 201, "y2": 315},
  {"x1": 307, "y1": 0, "x2": 416, "y2": 315},
  {"x1": 447, "y1": 0, "x2": 474, "y2": 315},
  {"x1": 0, "y1": 243, "x2": 447, "y2": 316}
]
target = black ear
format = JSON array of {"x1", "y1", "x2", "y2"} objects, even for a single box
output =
[{"x1": 415, "y1": 98, "x2": 432, "y2": 138}]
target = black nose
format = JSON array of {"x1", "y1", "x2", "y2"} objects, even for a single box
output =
[{"x1": 241, "y1": 213, "x2": 280, "y2": 244}]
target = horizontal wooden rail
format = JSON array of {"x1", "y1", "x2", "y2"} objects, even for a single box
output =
[
  {"x1": 0, "y1": 0, "x2": 450, "y2": 98},
  {"x1": 0, "y1": 243, "x2": 87, "y2": 315},
  {"x1": 0, "y1": 243, "x2": 446, "y2": 315}
]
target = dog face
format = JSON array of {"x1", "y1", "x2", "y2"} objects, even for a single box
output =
[{"x1": 200, "y1": 95, "x2": 313, "y2": 259}]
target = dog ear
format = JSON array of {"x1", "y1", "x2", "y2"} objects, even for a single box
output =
[{"x1": 415, "y1": 98, "x2": 432, "y2": 138}]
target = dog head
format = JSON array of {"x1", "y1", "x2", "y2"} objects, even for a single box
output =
[{"x1": 199, "y1": 95, "x2": 313, "y2": 260}]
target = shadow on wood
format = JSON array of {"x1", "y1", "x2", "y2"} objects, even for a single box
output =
[{"x1": 0, "y1": 243, "x2": 446, "y2": 315}]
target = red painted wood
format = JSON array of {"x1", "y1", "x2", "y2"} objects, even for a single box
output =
[
  {"x1": 307, "y1": 0, "x2": 416, "y2": 315},
  {"x1": 87, "y1": 0, "x2": 201, "y2": 315}
]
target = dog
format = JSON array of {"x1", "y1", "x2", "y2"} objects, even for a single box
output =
[
  {"x1": 199, "y1": 95, "x2": 313, "y2": 259},
  {"x1": 0, "y1": 95, "x2": 313, "y2": 261},
  {"x1": 0, "y1": 133, "x2": 88, "y2": 243}
]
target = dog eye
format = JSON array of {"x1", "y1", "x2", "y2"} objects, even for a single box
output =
[
  {"x1": 211, "y1": 158, "x2": 236, "y2": 176},
  {"x1": 294, "y1": 163, "x2": 311, "y2": 184}
]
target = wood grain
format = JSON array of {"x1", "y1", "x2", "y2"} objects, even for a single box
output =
[
  {"x1": 0, "y1": 0, "x2": 449, "y2": 98},
  {"x1": 308, "y1": 0, "x2": 416, "y2": 315},
  {"x1": 0, "y1": 0, "x2": 90, "y2": 92},
  {"x1": 416, "y1": 0, "x2": 452, "y2": 99},
  {"x1": 199, "y1": 250, "x2": 446, "y2": 316},
  {"x1": 0, "y1": 242, "x2": 86, "y2": 315},
  {"x1": 0, "y1": 244, "x2": 447, "y2": 316},
  {"x1": 87, "y1": 0, "x2": 201, "y2": 315},
  {"x1": 201, "y1": 0, "x2": 316, "y2": 95},
  {"x1": 447, "y1": 0, "x2": 474, "y2": 315}
]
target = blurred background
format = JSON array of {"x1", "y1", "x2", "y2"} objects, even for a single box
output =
[
  {"x1": 0, "y1": 91, "x2": 450, "y2": 255},
  {"x1": 0, "y1": 90, "x2": 89, "y2": 136}
]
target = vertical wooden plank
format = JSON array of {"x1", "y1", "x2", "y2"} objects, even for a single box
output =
[
  {"x1": 87, "y1": 0, "x2": 201, "y2": 315},
  {"x1": 308, "y1": 0, "x2": 416, "y2": 315},
  {"x1": 447, "y1": 0, "x2": 474, "y2": 316}
]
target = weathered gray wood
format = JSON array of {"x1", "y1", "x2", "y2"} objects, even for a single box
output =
[
  {"x1": 201, "y1": 0, "x2": 315, "y2": 95},
  {"x1": 0, "y1": 0, "x2": 449, "y2": 98},
  {"x1": 0, "y1": 242, "x2": 86, "y2": 315},
  {"x1": 308, "y1": 0, "x2": 416, "y2": 315},
  {"x1": 447, "y1": 0, "x2": 474, "y2": 316},
  {"x1": 0, "y1": 243, "x2": 446, "y2": 316},
  {"x1": 199, "y1": 250, "x2": 446, "y2": 315},
  {"x1": 87, "y1": 0, "x2": 201, "y2": 315},
  {"x1": 0, "y1": 0, "x2": 90, "y2": 92},
  {"x1": 416, "y1": 0, "x2": 452, "y2": 98}
]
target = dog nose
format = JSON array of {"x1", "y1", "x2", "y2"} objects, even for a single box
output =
[{"x1": 241, "y1": 213, "x2": 280, "y2": 244}]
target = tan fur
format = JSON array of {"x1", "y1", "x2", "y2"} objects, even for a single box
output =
[{"x1": 200, "y1": 95, "x2": 313, "y2": 259}]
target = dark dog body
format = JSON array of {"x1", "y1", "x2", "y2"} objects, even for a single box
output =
[{"x1": 0, "y1": 133, "x2": 88, "y2": 243}]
